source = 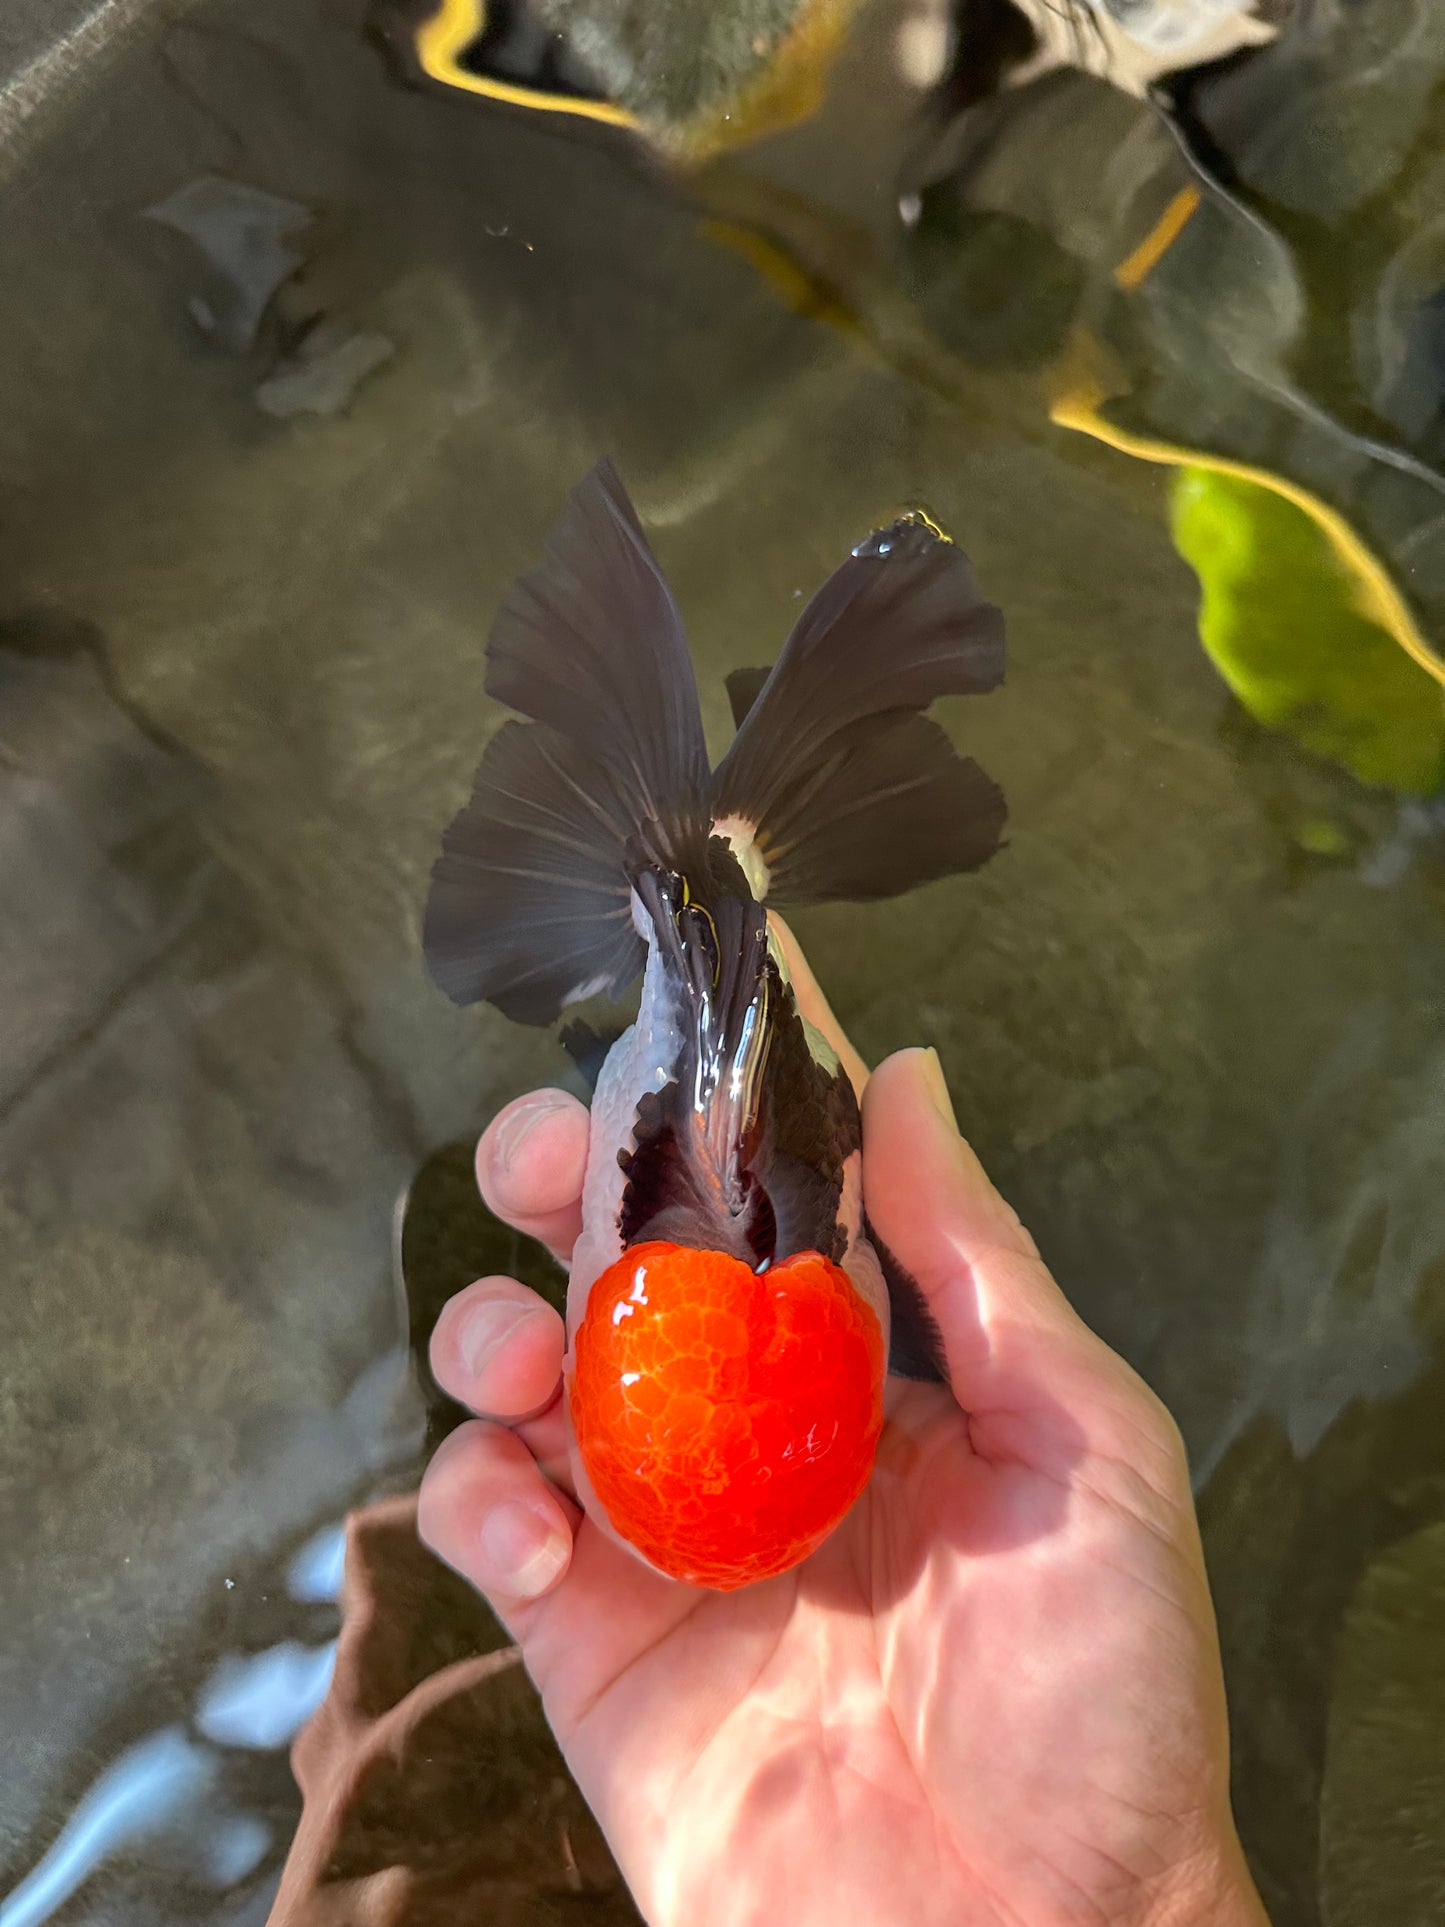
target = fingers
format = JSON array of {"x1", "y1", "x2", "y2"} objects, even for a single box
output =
[
  {"x1": 418, "y1": 1420, "x2": 578, "y2": 1634},
  {"x1": 431, "y1": 1276, "x2": 566, "y2": 1422},
  {"x1": 430, "y1": 1275, "x2": 573, "y2": 1492},
  {"x1": 865, "y1": 1047, "x2": 1038, "y2": 1270},
  {"x1": 769, "y1": 914, "x2": 870, "y2": 1094},
  {"x1": 476, "y1": 1090, "x2": 591, "y2": 1262},
  {"x1": 863, "y1": 1049, "x2": 1177, "y2": 1475}
]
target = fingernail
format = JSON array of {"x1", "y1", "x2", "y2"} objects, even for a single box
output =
[
  {"x1": 493, "y1": 1097, "x2": 565, "y2": 1174},
  {"x1": 917, "y1": 1048, "x2": 958, "y2": 1130},
  {"x1": 480, "y1": 1501, "x2": 569, "y2": 1598},
  {"x1": 459, "y1": 1300, "x2": 545, "y2": 1380}
]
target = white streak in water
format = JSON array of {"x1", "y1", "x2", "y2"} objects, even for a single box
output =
[
  {"x1": 0, "y1": 1728, "x2": 211, "y2": 1927},
  {"x1": 196, "y1": 1640, "x2": 337, "y2": 1749},
  {"x1": 285, "y1": 1523, "x2": 347, "y2": 1603},
  {"x1": 204, "y1": 1815, "x2": 273, "y2": 1886}
]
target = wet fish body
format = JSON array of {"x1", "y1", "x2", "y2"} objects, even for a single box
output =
[{"x1": 424, "y1": 459, "x2": 1006, "y2": 1582}]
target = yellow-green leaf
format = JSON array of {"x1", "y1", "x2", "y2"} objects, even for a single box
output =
[{"x1": 1170, "y1": 466, "x2": 1445, "y2": 795}]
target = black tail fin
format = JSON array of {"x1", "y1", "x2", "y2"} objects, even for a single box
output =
[
  {"x1": 423, "y1": 459, "x2": 712, "y2": 1024},
  {"x1": 710, "y1": 513, "x2": 1006, "y2": 905},
  {"x1": 426, "y1": 477, "x2": 1007, "y2": 1026}
]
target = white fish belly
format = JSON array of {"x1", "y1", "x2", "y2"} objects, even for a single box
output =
[{"x1": 567, "y1": 940, "x2": 680, "y2": 1332}]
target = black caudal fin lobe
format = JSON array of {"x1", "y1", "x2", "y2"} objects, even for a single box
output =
[
  {"x1": 711, "y1": 511, "x2": 1006, "y2": 906},
  {"x1": 484, "y1": 459, "x2": 709, "y2": 823},
  {"x1": 424, "y1": 459, "x2": 711, "y2": 1023}
]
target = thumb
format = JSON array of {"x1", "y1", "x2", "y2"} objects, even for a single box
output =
[{"x1": 863, "y1": 1049, "x2": 1177, "y2": 1473}]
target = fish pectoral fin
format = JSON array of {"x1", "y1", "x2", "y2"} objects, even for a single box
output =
[
  {"x1": 559, "y1": 1015, "x2": 632, "y2": 1093},
  {"x1": 725, "y1": 664, "x2": 772, "y2": 730},
  {"x1": 867, "y1": 1216, "x2": 950, "y2": 1384}
]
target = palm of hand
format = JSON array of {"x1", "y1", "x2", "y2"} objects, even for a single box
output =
[
  {"x1": 514, "y1": 1381, "x2": 1225, "y2": 1927},
  {"x1": 421, "y1": 1021, "x2": 1257, "y2": 1927}
]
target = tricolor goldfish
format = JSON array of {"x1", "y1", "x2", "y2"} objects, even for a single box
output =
[{"x1": 424, "y1": 460, "x2": 1005, "y2": 1588}]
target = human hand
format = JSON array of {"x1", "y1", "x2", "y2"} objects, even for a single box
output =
[{"x1": 418, "y1": 944, "x2": 1267, "y2": 1927}]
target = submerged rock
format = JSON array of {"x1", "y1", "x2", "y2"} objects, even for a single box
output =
[{"x1": 144, "y1": 175, "x2": 314, "y2": 354}]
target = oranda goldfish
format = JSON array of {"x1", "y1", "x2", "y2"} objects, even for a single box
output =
[{"x1": 424, "y1": 459, "x2": 1005, "y2": 1589}]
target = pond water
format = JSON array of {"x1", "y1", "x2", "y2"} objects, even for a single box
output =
[{"x1": 1, "y1": 3, "x2": 1442, "y2": 1923}]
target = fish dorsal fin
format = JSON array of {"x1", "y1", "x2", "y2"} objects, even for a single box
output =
[
  {"x1": 618, "y1": 847, "x2": 861, "y2": 1266},
  {"x1": 619, "y1": 858, "x2": 772, "y2": 1264}
]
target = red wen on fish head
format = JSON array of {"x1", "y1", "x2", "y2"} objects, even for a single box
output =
[{"x1": 570, "y1": 1241, "x2": 885, "y2": 1590}]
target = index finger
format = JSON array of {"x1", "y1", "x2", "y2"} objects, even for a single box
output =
[{"x1": 475, "y1": 1089, "x2": 591, "y2": 1263}]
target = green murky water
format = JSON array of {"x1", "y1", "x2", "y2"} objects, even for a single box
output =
[{"x1": 1, "y1": 3, "x2": 1442, "y2": 1923}]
